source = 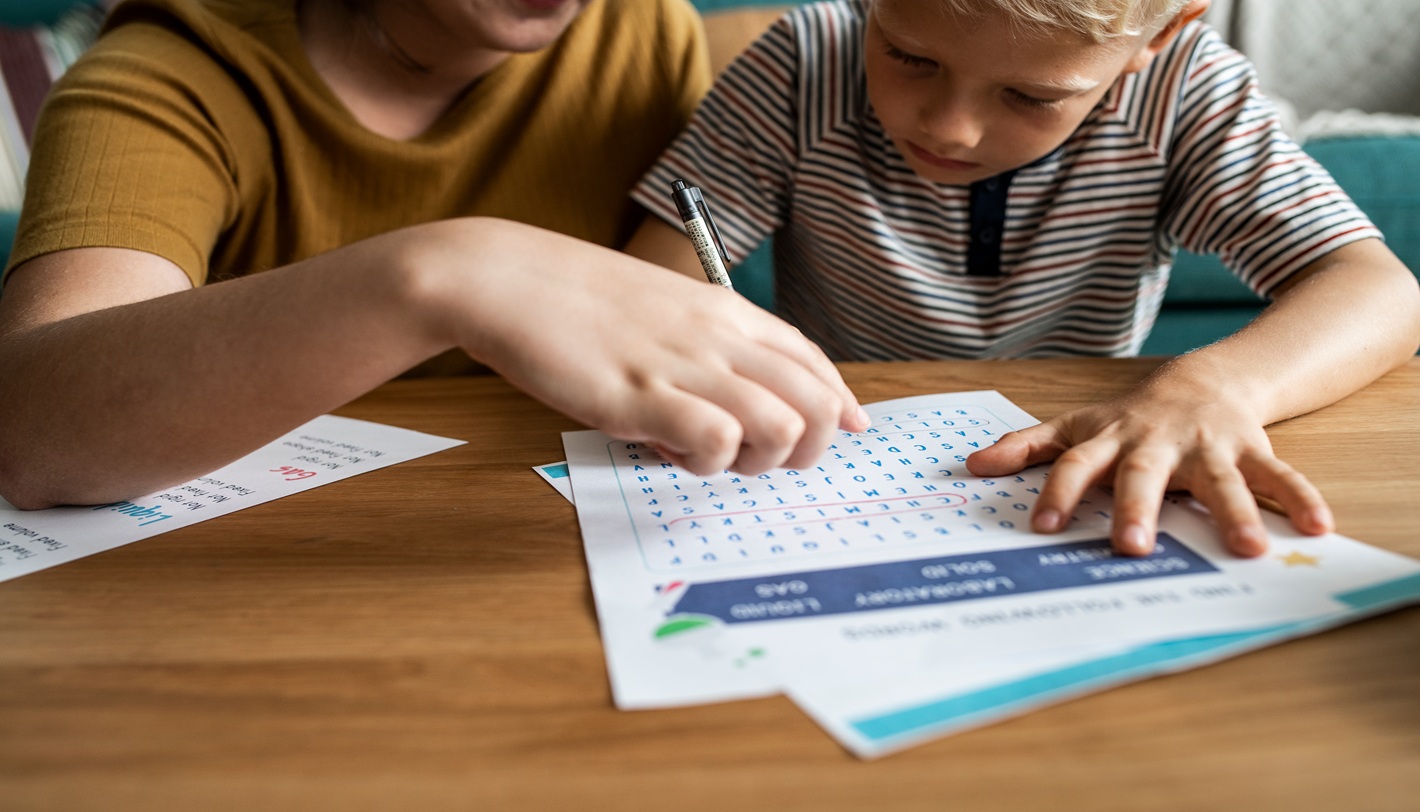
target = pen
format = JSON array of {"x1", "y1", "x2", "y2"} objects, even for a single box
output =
[{"x1": 670, "y1": 179, "x2": 734, "y2": 290}]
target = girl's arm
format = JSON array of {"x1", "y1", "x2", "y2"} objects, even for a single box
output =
[{"x1": 0, "y1": 218, "x2": 867, "y2": 509}]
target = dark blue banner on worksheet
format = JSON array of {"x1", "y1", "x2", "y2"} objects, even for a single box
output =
[{"x1": 669, "y1": 534, "x2": 1217, "y2": 625}]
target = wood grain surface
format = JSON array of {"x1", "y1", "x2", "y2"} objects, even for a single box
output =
[{"x1": 2, "y1": 359, "x2": 1416, "y2": 811}]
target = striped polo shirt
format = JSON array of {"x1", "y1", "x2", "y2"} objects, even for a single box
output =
[{"x1": 633, "y1": 0, "x2": 1379, "y2": 361}]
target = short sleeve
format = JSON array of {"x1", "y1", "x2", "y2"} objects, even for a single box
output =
[
  {"x1": 658, "y1": 0, "x2": 714, "y2": 129},
  {"x1": 633, "y1": 14, "x2": 803, "y2": 261},
  {"x1": 1158, "y1": 32, "x2": 1380, "y2": 296},
  {"x1": 5, "y1": 20, "x2": 241, "y2": 286}
]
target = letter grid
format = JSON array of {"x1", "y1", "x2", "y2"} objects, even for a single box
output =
[{"x1": 608, "y1": 405, "x2": 1109, "y2": 571}]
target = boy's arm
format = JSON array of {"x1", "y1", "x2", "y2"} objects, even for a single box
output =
[
  {"x1": 0, "y1": 219, "x2": 867, "y2": 509},
  {"x1": 624, "y1": 216, "x2": 713, "y2": 281},
  {"x1": 967, "y1": 238, "x2": 1420, "y2": 557},
  {"x1": 631, "y1": 12, "x2": 808, "y2": 277}
]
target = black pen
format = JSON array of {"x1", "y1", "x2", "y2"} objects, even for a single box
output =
[{"x1": 670, "y1": 179, "x2": 734, "y2": 290}]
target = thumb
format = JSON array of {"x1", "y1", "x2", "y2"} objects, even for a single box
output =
[{"x1": 841, "y1": 400, "x2": 872, "y2": 433}]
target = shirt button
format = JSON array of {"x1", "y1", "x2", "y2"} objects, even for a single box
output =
[
  {"x1": 978, "y1": 226, "x2": 998, "y2": 244},
  {"x1": 983, "y1": 178, "x2": 999, "y2": 192}
]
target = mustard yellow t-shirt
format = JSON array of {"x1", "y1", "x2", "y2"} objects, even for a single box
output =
[{"x1": 8, "y1": 0, "x2": 710, "y2": 286}]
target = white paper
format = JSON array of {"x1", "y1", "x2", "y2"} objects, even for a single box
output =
[
  {"x1": 758, "y1": 506, "x2": 1414, "y2": 680},
  {"x1": 534, "y1": 461, "x2": 575, "y2": 501},
  {"x1": 565, "y1": 391, "x2": 1420, "y2": 711},
  {"x1": 788, "y1": 564, "x2": 1420, "y2": 758},
  {"x1": 0, "y1": 415, "x2": 465, "y2": 583},
  {"x1": 790, "y1": 642, "x2": 1125, "y2": 758},
  {"x1": 784, "y1": 498, "x2": 1420, "y2": 757},
  {"x1": 568, "y1": 391, "x2": 1036, "y2": 706}
]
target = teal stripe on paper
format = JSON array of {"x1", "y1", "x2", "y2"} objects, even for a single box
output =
[
  {"x1": 851, "y1": 625, "x2": 1299, "y2": 743},
  {"x1": 542, "y1": 464, "x2": 570, "y2": 479},
  {"x1": 846, "y1": 570, "x2": 1420, "y2": 746},
  {"x1": 1333, "y1": 572, "x2": 1420, "y2": 611}
]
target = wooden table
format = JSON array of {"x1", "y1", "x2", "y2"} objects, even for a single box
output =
[{"x1": 3, "y1": 359, "x2": 1417, "y2": 810}]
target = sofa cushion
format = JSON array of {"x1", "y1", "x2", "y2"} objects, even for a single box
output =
[
  {"x1": 1148, "y1": 134, "x2": 1420, "y2": 353},
  {"x1": 0, "y1": 209, "x2": 17, "y2": 272},
  {"x1": 1166, "y1": 133, "x2": 1420, "y2": 302},
  {"x1": 1306, "y1": 135, "x2": 1420, "y2": 270}
]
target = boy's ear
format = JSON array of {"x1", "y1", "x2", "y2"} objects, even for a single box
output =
[{"x1": 1121, "y1": 0, "x2": 1211, "y2": 74}]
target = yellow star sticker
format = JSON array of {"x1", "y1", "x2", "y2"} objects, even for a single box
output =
[{"x1": 1278, "y1": 550, "x2": 1321, "y2": 567}]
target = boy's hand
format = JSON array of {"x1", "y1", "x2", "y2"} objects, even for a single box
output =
[
  {"x1": 963, "y1": 240, "x2": 1420, "y2": 559},
  {"x1": 964, "y1": 381, "x2": 1333, "y2": 558}
]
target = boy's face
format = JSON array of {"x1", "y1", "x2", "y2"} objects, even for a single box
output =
[{"x1": 865, "y1": 0, "x2": 1154, "y2": 185}]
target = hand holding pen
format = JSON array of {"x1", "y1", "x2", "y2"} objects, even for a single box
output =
[{"x1": 670, "y1": 179, "x2": 735, "y2": 290}]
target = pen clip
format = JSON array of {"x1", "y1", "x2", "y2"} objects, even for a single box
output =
[
  {"x1": 695, "y1": 196, "x2": 732, "y2": 265},
  {"x1": 671, "y1": 179, "x2": 732, "y2": 266}
]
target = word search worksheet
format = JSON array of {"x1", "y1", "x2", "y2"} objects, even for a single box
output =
[{"x1": 563, "y1": 391, "x2": 1420, "y2": 715}]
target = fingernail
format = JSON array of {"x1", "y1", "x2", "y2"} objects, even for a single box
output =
[
  {"x1": 1034, "y1": 509, "x2": 1064, "y2": 533},
  {"x1": 1232, "y1": 525, "x2": 1268, "y2": 557},
  {"x1": 1306, "y1": 507, "x2": 1333, "y2": 534},
  {"x1": 856, "y1": 407, "x2": 872, "y2": 429},
  {"x1": 1119, "y1": 524, "x2": 1151, "y2": 556}
]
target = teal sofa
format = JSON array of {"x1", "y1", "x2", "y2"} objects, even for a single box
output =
[
  {"x1": 1142, "y1": 136, "x2": 1420, "y2": 354},
  {"x1": 0, "y1": 209, "x2": 17, "y2": 268}
]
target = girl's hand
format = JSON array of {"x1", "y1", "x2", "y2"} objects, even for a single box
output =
[{"x1": 420, "y1": 219, "x2": 869, "y2": 476}]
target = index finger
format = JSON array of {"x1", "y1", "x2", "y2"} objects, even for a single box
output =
[{"x1": 750, "y1": 317, "x2": 870, "y2": 434}]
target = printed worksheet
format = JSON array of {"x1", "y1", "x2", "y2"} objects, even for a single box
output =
[
  {"x1": 788, "y1": 545, "x2": 1420, "y2": 758},
  {"x1": 533, "y1": 461, "x2": 574, "y2": 500},
  {"x1": 564, "y1": 392, "x2": 1420, "y2": 710},
  {"x1": 0, "y1": 415, "x2": 465, "y2": 583}
]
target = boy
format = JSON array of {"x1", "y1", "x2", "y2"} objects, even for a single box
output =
[{"x1": 626, "y1": 0, "x2": 1420, "y2": 557}]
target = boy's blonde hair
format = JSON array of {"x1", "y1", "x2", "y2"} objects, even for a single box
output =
[{"x1": 932, "y1": 0, "x2": 1195, "y2": 42}]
